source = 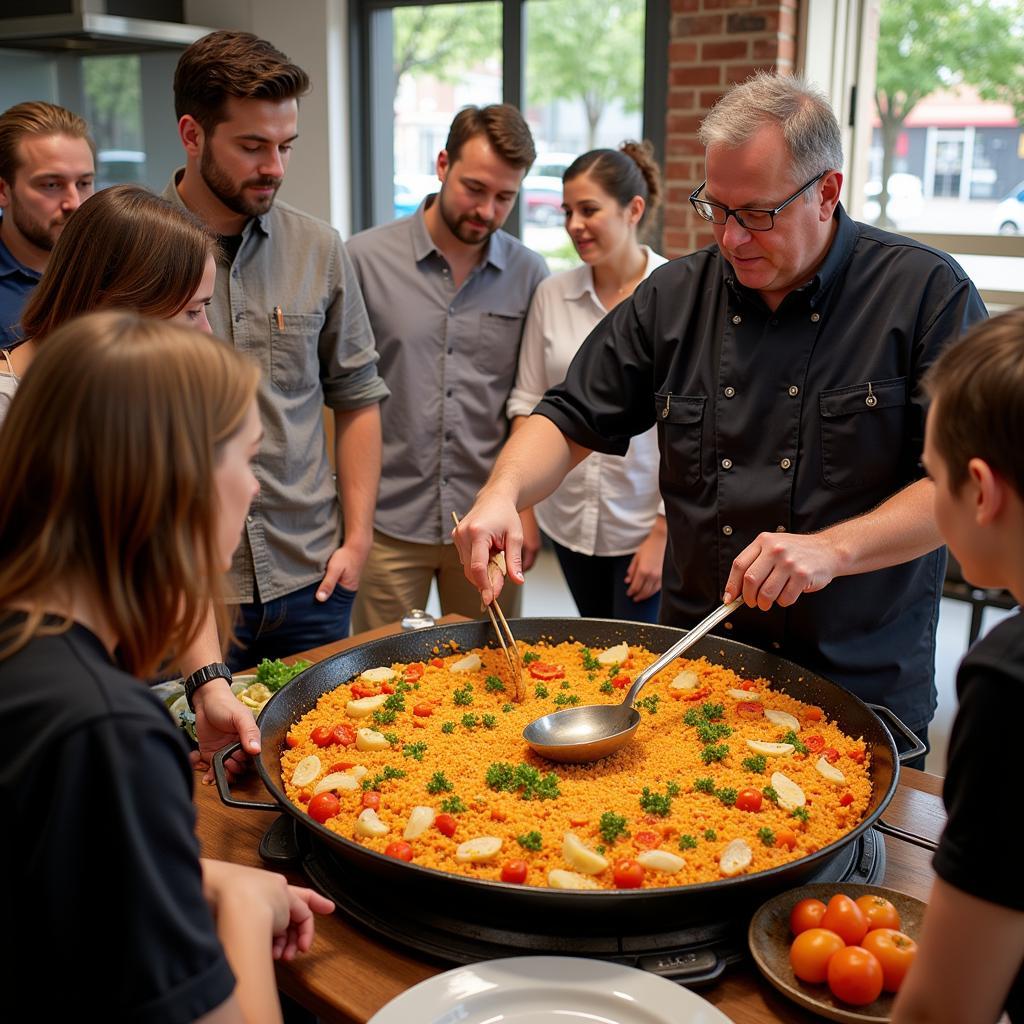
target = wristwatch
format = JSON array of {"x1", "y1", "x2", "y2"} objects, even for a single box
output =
[{"x1": 184, "y1": 662, "x2": 233, "y2": 712}]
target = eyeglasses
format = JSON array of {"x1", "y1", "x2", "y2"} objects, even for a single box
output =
[{"x1": 689, "y1": 170, "x2": 828, "y2": 231}]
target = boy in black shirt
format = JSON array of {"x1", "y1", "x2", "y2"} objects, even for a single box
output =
[{"x1": 892, "y1": 309, "x2": 1024, "y2": 1023}]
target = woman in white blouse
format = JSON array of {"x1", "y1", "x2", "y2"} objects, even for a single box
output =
[{"x1": 508, "y1": 141, "x2": 667, "y2": 622}]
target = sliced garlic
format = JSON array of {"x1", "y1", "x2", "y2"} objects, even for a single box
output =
[
  {"x1": 719, "y1": 838, "x2": 753, "y2": 877},
  {"x1": 597, "y1": 642, "x2": 629, "y2": 666},
  {"x1": 354, "y1": 807, "x2": 389, "y2": 837},
  {"x1": 636, "y1": 849, "x2": 685, "y2": 873},
  {"x1": 815, "y1": 757, "x2": 846, "y2": 784},
  {"x1": 290, "y1": 755, "x2": 321, "y2": 788},
  {"x1": 454, "y1": 836, "x2": 503, "y2": 864},
  {"x1": 349, "y1": 765, "x2": 368, "y2": 780},
  {"x1": 403, "y1": 805, "x2": 436, "y2": 840},
  {"x1": 771, "y1": 771, "x2": 806, "y2": 811},
  {"x1": 727, "y1": 688, "x2": 761, "y2": 701},
  {"x1": 346, "y1": 693, "x2": 389, "y2": 718},
  {"x1": 359, "y1": 666, "x2": 396, "y2": 684},
  {"x1": 745, "y1": 739, "x2": 795, "y2": 756},
  {"x1": 764, "y1": 709, "x2": 800, "y2": 731},
  {"x1": 562, "y1": 832, "x2": 609, "y2": 875},
  {"x1": 451, "y1": 652, "x2": 482, "y2": 673},
  {"x1": 670, "y1": 669, "x2": 701, "y2": 690},
  {"x1": 548, "y1": 868, "x2": 601, "y2": 890},
  {"x1": 314, "y1": 771, "x2": 360, "y2": 795},
  {"x1": 355, "y1": 727, "x2": 390, "y2": 751}
]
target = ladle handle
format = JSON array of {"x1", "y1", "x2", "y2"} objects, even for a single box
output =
[{"x1": 622, "y1": 597, "x2": 744, "y2": 707}]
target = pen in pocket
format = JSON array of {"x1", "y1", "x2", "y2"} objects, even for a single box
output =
[{"x1": 274, "y1": 305, "x2": 285, "y2": 330}]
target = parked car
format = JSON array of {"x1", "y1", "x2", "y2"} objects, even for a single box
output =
[
  {"x1": 96, "y1": 149, "x2": 146, "y2": 189},
  {"x1": 863, "y1": 173, "x2": 924, "y2": 224},
  {"x1": 524, "y1": 185, "x2": 564, "y2": 226},
  {"x1": 995, "y1": 181, "x2": 1024, "y2": 234}
]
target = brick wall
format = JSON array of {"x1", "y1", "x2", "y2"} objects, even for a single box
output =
[{"x1": 662, "y1": 0, "x2": 800, "y2": 257}]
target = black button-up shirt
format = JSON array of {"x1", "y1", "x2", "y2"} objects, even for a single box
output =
[{"x1": 536, "y1": 205, "x2": 987, "y2": 732}]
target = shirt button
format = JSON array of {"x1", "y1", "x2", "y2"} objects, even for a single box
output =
[
  {"x1": 776, "y1": 525, "x2": 786, "y2": 532},
  {"x1": 246, "y1": 515, "x2": 253, "y2": 523},
  {"x1": 771, "y1": 641, "x2": 781, "y2": 650},
  {"x1": 447, "y1": 347, "x2": 453, "y2": 355},
  {"x1": 721, "y1": 458, "x2": 733, "y2": 470},
  {"x1": 442, "y1": 477, "x2": 449, "y2": 486},
  {"x1": 448, "y1": 306, "x2": 455, "y2": 315},
  {"x1": 234, "y1": 312, "x2": 243, "y2": 322},
  {"x1": 788, "y1": 385, "x2": 799, "y2": 397},
  {"x1": 444, "y1": 432, "x2": 452, "y2": 442},
  {"x1": 724, "y1": 386, "x2": 736, "y2": 398},
  {"x1": 446, "y1": 389, "x2": 453, "y2": 398},
  {"x1": 722, "y1": 525, "x2": 733, "y2": 536},
  {"x1": 780, "y1": 457, "x2": 792, "y2": 470},
  {"x1": 810, "y1": 312, "x2": 821, "y2": 323},
  {"x1": 731, "y1": 314, "x2": 742, "y2": 325}
]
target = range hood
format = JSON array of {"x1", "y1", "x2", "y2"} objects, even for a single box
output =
[{"x1": 0, "y1": 2, "x2": 211, "y2": 54}]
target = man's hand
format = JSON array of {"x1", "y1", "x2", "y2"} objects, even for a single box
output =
[
  {"x1": 624, "y1": 516, "x2": 666, "y2": 601},
  {"x1": 316, "y1": 539, "x2": 371, "y2": 601},
  {"x1": 452, "y1": 490, "x2": 525, "y2": 605},
  {"x1": 519, "y1": 507, "x2": 541, "y2": 573},
  {"x1": 191, "y1": 678, "x2": 260, "y2": 786},
  {"x1": 723, "y1": 531, "x2": 842, "y2": 610}
]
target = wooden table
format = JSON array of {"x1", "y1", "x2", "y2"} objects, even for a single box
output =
[{"x1": 194, "y1": 621, "x2": 945, "y2": 1024}]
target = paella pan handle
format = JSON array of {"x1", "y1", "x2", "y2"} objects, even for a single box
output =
[
  {"x1": 866, "y1": 703, "x2": 927, "y2": 765},
  {"x1": 213, "y1": 742, "x2": 279, "y2": 812},
  {"x1": 873, "y1": 817, "x2": 939, "y2": 852}
]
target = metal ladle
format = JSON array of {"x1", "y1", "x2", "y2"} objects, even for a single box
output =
[{"x1": 522, "y1": 598, "x2": 744, "y2": 763}]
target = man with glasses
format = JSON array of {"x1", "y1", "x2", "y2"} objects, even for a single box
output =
[{"x1": 453, "y1": 74, "x2": 986, "y2": 767}]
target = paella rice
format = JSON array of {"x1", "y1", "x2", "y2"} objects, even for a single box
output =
[{"x1": 280, "y1": 640, "x2": 872, "y2": 890}]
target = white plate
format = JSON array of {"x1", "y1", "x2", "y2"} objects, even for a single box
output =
[{"x1": 367, "y1": 956, "x2": 734, "y2": 1024}]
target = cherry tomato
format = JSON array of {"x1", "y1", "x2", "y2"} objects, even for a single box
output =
[
  {"x1": 775, "y1": 828, "x2": 797, "y2": 851},
  {"x1": 861, "y1": 928, "x2": 917, "y2": 993},
  {"x1": 848, "y1": 747, "x2": 866, "y2": 764},
  {"x1": 821, "y1": 894, "x2": 869, "y2": 946},
  {"x1": 328, "y1": 761, "x2": 355, "y2": 773},
  {"x1": 528, "y1": 662, "x2": 565, "y2": 681},
  {"x1": 824, "y1": 747, "x2": 841, "y2": 763},
  {"x1": 611, "y1": 674, "x2": 631, "y2": 689},
  {"x1": 735, "y1": 701, "x2": 763, "y2": 717},
  {"x1": 738, "y1": 680, "x2": 758, "y2": 691},
  {"x1": 384, "y1": 841, "x2": 414, "y2": 862},
  {"x1": 827, "y1": 945, "x2": 884, "y2": 1006},
  {"x1": 805, "y1": 734, "x2": 825, "y2": 753},
  {"x1": 332, "y1": 723, "x2": 356, "y2": 747},
  {"x1": 381, "y1": 680, "x2": 396, "y2": 694},
  {"x1": 361, "y1": 790, "x2": 381, "y2": 810},
  {"x1": 489, "y1": 808, "x2": 507, "y2": 822},
  {"x1": 413, "y1": 702, "x2": 434, "y2": 717},
  {"x1": 634, "y1": 830, "x2": 660, "y2": 848},
  {"x1": 789, "y1": 927, "x2": 845, "y2": 983},
  {"x1": 430, "y1": 657, "x2": 445, "y2": 669},
  {"x1": 297, "y1": 788, "x2": 312, "y2": 804},
  {"x1": 500, "y1": 859, "x2": 528, "y2": 884},
  {"x1": 612, "y1": 859, "x2": 646, "y2": 889},
  {"x1": 683, "y1": 686, "x2": 712, "y2": 701},
  {"x1": 735, "y1": 788, "x2": 763, "y2": 812},
  {"x1": 403, "y1": 662, "x2": 425, "y2": 682},
  {"x1": 307, "y1": 791, "x2": 340, "y2": 823},
  {"x1": 855, "y1": 895, "x2": 901, "y2": 932},
  {"x1": 310, "y1": 725, "x2": 337, "y2": 748},
  {"x1": 435, "y1": 812, "x2": 457, "y2": 838},
  {"x1": 839, "y1": 792, "x2": 854, "y2": 806},
  {"x1": 285, "y1": 732, "x2": 299, "y2": 748},
  {"x1": 804, "y1": 706, "x2": 824, "y2": 722},
  {"x1": 350, "y1": 682, "x2": 380, "y2": 699},
  {"x1": 789, "y1": 898, "x2": 827, "y2": 936}
]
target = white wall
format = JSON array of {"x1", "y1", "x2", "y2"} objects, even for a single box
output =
[{"x1": 184, "y1": 0, "x2": 352, "y2": 235}]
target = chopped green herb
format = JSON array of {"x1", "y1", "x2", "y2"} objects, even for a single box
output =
[
  {"x1": 382, "y1": 732, "x2": 399, "y2": 746},
  {"x1": 762, "y1": 785, "x2": 779, "y2": 804},
  {"x1": 516, "y1": 830, "x2": 543, "y2": 851},
  {"x1": 704, "y1": 828, "x2": 717, "y2": 842},
  {"x1": 560, "y1": 679, "x2": 571, "y2": 689},
  {"x1": 441, "y1": 721, "x2": 456, "y2": 734},
  {"x1": 700, "y1": 743, "x2": 729, "y2": 764},
  {"x1": 599, "y1": 680, "x2": 614, "y2": 695},
  {"x1": 678, "y1": 834, "x2": 698, "y2": 851},
  {"x1": 636, "y1": 694, "x2": 661, "y2": 715},
  {"x1": 595, "y1": 844, "x2": 606, "y2": 855},
  {"x1": 598, "y1": 811, "x2": 629, "y2": 845},
  {"x1": 482, "y1": 713, "x2": 497, "y2": 729},
  {"x1": 781, "y1": 729, "x2": 809, "y2": 755},
  {"x1": 553, "y1": 692, "x2": 581, "y2": 706},
  {"x1": 485, "y1": 762, "x2": 515, "y2": 790},
  {"x1": 402, "y1": 742, "x2": 427, "y2": 761},
  {"x1": 717, "y1": 787, "x2": 738, "y2": 806},
  {"x1": 461, "y1": 713, "x2": 479, "y2": 729},
  {"x1": 484, "y1": 675, "x2": 506, "y2": 693},
  {"x1": 696, "y1": 721, "x2": 732, "y2": 743},
  {"x1": 700, "y1": 701, "x2": 725, "y2": 721},
  {"x1": 757, "y1": 827, "x2": 776, "y2": 846},
  {"x1": 693, "y1": 777, "x2": 716, "y2": 794},
  {"x1": 453, "y1": 686, "x2": 473, "y2": 706},
  {"x1": 683, "y1": 708, "x2": 701, "y2": 727},
  {"x1": 522, "y1": 651, "x2": 540, "y2": 664},
  {"x1": 440, "y1": 795, "x2": 468, "y2": 814},
  {"x1": 394, "y1": 679, "x2": 413, "y2": 694},
  {"x1": 791, "y1": 806, "x2": 810, "y2": 823},
  {"x1": 372, "y1": 708, "x2": 397, "y2": 726},
  {"x1": 486, "y1": 761, "x2": 561, "y2": 801},
  {"x1": 255, "y1": 658, "x2": 311, "y2": 692},
  {"x1": 639, "y1": 783, "x2": 679, "y2": 817},
  {"x1": 364, "y1": 765, "x2": 406, "y2": 790},
  {"x1": 501, "y1": 703, "x2": 513, "y2": 713},
  {"x1": 581, "y1": 647, "x2": 601, "y2": 671},
  {"x1": 742, "y1": 754, "x2": 767, "y2": 774},
  {"x1": 535, "y1": 684, "x2": 549, "y2": 699},
  {"x1": 383, "y1": 692, "x2": 406, "y2": 712},
  {"x1": 426, "y1": 771, "x2": 453, "y2": 794}
]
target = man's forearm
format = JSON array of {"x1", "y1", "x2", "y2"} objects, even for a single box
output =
[{"x1": 334, "y1": 404, "x2": 382, "y2": 552}]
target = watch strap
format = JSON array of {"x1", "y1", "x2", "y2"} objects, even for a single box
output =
[{"x1": 184, "y1": 661, "x2": 233, "y2": 712}]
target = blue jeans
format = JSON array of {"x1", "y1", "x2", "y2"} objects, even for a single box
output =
[
  {"x1": 552, "y1": 541, "x2": 661, "y2": 624},
  {"x1": 226, "y1": 581, "x2": 356, "y2": 672}
]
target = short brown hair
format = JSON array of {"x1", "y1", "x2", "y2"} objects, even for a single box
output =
[
  {"x1": 926, "y1": 308, "x2": 1024, "y2": 499},
  {"x1": 445, "y1": 104, "x2": 536, "y2": 171},
  {"x1": 20, "y1": 184, "x2": 214, "y2": 342},
  {"x1": 0, "y1": 101, "x2": 94, "y2": 185},
  {"x1": 174, "y1": 30, "x2": 310, "y2": 135},
  {"x1": 0, "y1": 312, "x2": 260, "y2": 676}
]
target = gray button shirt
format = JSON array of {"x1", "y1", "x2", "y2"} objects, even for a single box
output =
[
  {"x1": 347, "y1": 199, "x2": 548, "y2": 544},
  {"x1": 164, "y1": 173, "x2": 389, "y2": 603}
]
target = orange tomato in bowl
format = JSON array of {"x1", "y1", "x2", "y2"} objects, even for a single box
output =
[
  {"x1": 826, "y1": 945, "x2": 884, "y2": 1006},
  {"x1": 789, "y1": 897, "x2": 827, "y2": 936},
  {"x1": 861, "y1": 928, "x2": 918, "y2": 992},
  {"x1": 855, "y1": 894, "x2": 901, "y2": 932},
  {"x1": 789, "y1": 927, "x2": 846, "y2": 983},
  {"x1": 820, "y1": 893, "x2": 869, "y2": 946}
]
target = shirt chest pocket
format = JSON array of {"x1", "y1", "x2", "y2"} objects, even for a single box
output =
[
  {"x1": 472, "y1": 311, "x2": 524, "y2": 383},
  {"x1": 655, "y1": 393, "x2": 705, "y2": 486},
  {"x1": 819, "y1": 377, "x2": 908, "y2": 490},
  {"x1": 269, "y1": 312, "x2": 325, "y2": 392}
]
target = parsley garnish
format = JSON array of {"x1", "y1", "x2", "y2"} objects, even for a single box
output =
[
  {"x1": 717, "y1": 787, "x2": 738, "y2": 806},
  {"x1": 522, "y1": 651, "x2": 540, "y2": 664},
  {"x1": 762, "y1": 785, "x2": 779, "y2": 804},
  {"x1": 636, "y1": 694, "x2": 661, "y2": 715},
  {"x1": 693, "y1": 777, "x2": 716, "y2": 793},
  {"x1": 402, "y1": 742, "x2": 427, "y2": 761},
  {"x1": 363, "y1": 765, "x2": 406, "y2": 790},
  {"x1": 791, "y1": 806, "x2": 810, "y2": 823},
  {"x1": 581, "y1": 647, "x2": 601, "y2": 671},
  {"x1": 639, "y1": 782, "x2": 679, "y2": 817},
  {"x1": 461, "y1": 713, "x2": 479, "y2": 729},
  {"x1": 704, "y1": 828, "x2": 717, "y2": 841},
  {"x1": 482, "y1": 713, "x2": 497, "y2": 729},
  {"x1": 742, "y1": 754, "x2": 767, "y2": 774},
  {"x1": 700, "y1": 743, "x2": 729, "y2": 764},
  {"x1": 599, "y1": 681, "x2": 614, "y2": 695},
  {"x1": 485, "y1": 761, "x2": 561, "y2": 801},
  {"x1": 535, "y1": 684, "x2": 549, "y2": 698},
  {"x1": 757, "y1": 827, "x2": 776, "y2": 846},
  {"x1": 441, "y1": 721, "x2": 455, "y2": 734},
  {"x1": 372, "y1": 708, "x2": 397, "y2": 726},
  {"x1": 502, "y1": 703, "x2": 513, "y2": 713},
  {"x1": 426, "y1": 771, "x2": 453, "y2": 794},
  {"x1": 781, "y1": 729, "x2": 809, "y2": 755},
  {"x1": 696, "y1": 721, "x2": 732, "y2": 743},
  {"x1": 383, "y1": 692, "x2": 406, "y2": 712},
  {"x1": 440, "y1": 795, "x2": 467, "y2": 814},
  {"x1": 553, "y1": 692, "x2": 580, "y2": 706},
  {"x1": 517, "y1": 831, "x2": 543, "y2": 851},
  {"x1": 700, "y1": 701, "x2": 725, "y2": 721},
  {"x1": 484, "y1": 675, "x2": 506, "y2": 693},
  {"x1": 453, "y1": 685, "x2": 473, "y2": 706},
  {"x1": 598, "y1": 811, "x2": 629, "y2": 844},
  {"x1": 678, "y1": 834, "x2": 698, "y2": 851}
]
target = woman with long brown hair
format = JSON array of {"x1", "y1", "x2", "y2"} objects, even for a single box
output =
[{"x1": 0, "y1": 311, "x2": 333, "y2": 1023}]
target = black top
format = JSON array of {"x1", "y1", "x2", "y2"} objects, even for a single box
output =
[
  {"x1": 933, "y1": 611, "x2": 1024, "y2": 1021},
  {"x1": 0, "y1": 619, "x2": 236, "y2": 1023},
  {"x1": 535, "y1": 204, "x2": 987, "y2": 731}
]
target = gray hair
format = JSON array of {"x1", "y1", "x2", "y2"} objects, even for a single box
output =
[{"x1": 698, "y1": 73, "x2": 843, "y2": 183}]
